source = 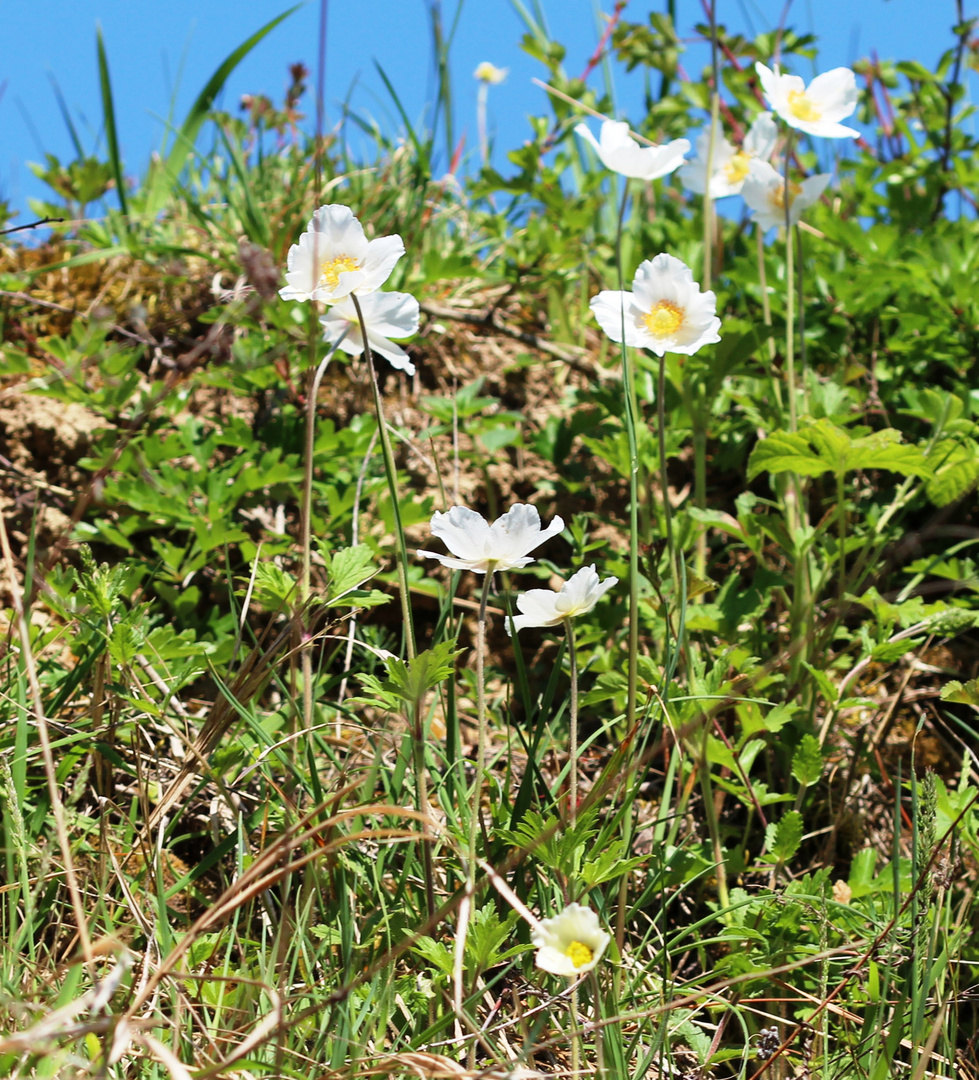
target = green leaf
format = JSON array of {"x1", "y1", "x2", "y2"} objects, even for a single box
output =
[
  {"x1": 325, "y1": 544, "x2": 380, "y2": 604},
  {"x1": 791, "y1": 735, "x2": 824, "y2": 788},
  {"x1": 925, "y1": 440, "x2": 979, "y2": 506},
  {"x1": 747, "y1": 429, "x2": 826, "y2": 480},
  {"x1": 940, "y1": 678, "x2": 979, "y2": 707},
  {"x1": 580, "y1": 840, "x2": 646, "y2": 887},
  {"x1": 748, "y1": 420, "x2": 930, "y2": 482},
  {"x1": 378, "y1": 641, "x2": 463, "y2": 708},
  {"x1": 766, "y1": 810, "x2": 804, "y2": 861}
]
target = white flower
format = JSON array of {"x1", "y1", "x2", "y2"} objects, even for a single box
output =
[
  {"x1": 319, "y1": 290, "x2": 419, "y2": 374},
  {"x1": 532, "y1": 903, "x2": 610, "y2": 977},
  {"x1": 741, "y1": 158, "x2": 832, "y2": 231},
  {"x1": 679, "y1": 112, "x2": 777, "y2": 198},
  {"x1": 590, "y1": 253, "x2": 721, "y2": 357},
  {"x1": 418, "y1": 504, "x2": 565, "y2": 574},
  {"x1": 507, "y1": 565, "x2": 618, "y2": 635},
  {"x1": 575, "y1": 119, "x2": 690, "y2": 181},
  {"x1": 279, "y1": 204, "x2": 405, "y2": 304},
  {"x1": 474, "y1": 61, "x2": 508, "y2": 84},
  {"x1": 755, "y1": 61, "x2": 859, "y2": 139}
]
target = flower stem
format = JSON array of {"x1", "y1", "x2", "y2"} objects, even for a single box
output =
[
  {"x1": 692, "y1": 392, "x2": 708, "y2": 581},
  {"x1": 780, "y1": 135, "x2": 810, "y2": 681},
  {"x1": 613, "y1": 184, "x2": 640, "y2": 733},
  {"x1": 756, "y1": 225, "x2": 779, "y2": 368},
  {"x1": 702, "y1": 0, "x2": 720, "y2": 291},
  {"x1": 300, "y1": 331, "x2": 347, "y2": 733},
  {"x1": 613, "y1": 182, "x2": 641, "y2": 961},
  {"x1": 697, "y1": 721, "x2": 731, "y2": 923},
  {"x1": 468, "y1": 572, "x2": 494, "y2": 874},
  {"x1": 350, "y1": 293, "x2": 417, "y2": 662},
  {"x1": 411, "y1": 695, "x2": 437, "y2": 921},
  {"x1": 565, "y1": 617, "x2": 579, "y2": 830},
  {"x1": 657, "y1": 350, "x2": 683, "y2": 674},
  {"x1": 836, "y1": 471, "x2": 847, "y2": 609},
  {"x1": 783, "y1": 132, "x2": 797, "y2": 435}
]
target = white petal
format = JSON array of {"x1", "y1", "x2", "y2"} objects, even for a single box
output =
[
  {"x1": 744, "y1": 112, "x2": 777, "y2": 161},
  {"x1": 489, "y1": 504, "x2": 564, "y2": 568},
  {"x1": 508, "y1": 589, "x2": 565, "y2": 634},
  {"x1": 417, "y1": 550, "x2": 494, "y2": 572},
  {"x1": 632, "y1": 254, "x2": 692, "y2": 308},
  {"x1": 365, "y1": 331, "x2": 416, "y2": 375},
  {"x1": 534, "y1": 945, "x2": 580, "y2": 977},
  {"x1": 355, "y1": 291, "x2": 420, "y2": 339},
  {"x1": 590, "y1": 290, "x2": 650, "y2": 348},
  {"x1": 806, "y1": 67, "x2": 858, "y2": 123},
  {"x1": 360, "y1": 234, "x2": 406, "y2": 292},
  {"x1": 577, "y1": 120, "x2": 688, "y2": 181},
  {"x1": 431, "y1": 506, "x2": 491, "y2": 563},
  {"x1": 308, "y1": 204, "x2": 369, "y2": 259}
]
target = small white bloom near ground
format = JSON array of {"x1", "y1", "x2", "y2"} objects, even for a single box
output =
[
  {"x1": 507, "y1": 565, "x2": 618, "y2": 634},
  {"x1": 532, "y1": 902, "x2": 610, "y2": 976}
]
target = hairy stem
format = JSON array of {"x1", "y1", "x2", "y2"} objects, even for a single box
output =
[
  {"x1": 468, "y1": 572, "x2": 494, "y2": 873},
  {"x1": 350, "y1": 293, "x2": 417, "y2": 661},
  {"x1": 566, "y1": 617, "x2": 579, "y2": 829}
]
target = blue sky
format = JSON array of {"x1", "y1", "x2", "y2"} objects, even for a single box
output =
[{"x1": 0, "y1": 0, "x2": 974, "y2": 222}]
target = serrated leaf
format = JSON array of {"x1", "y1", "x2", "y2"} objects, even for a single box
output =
[
  {"x1": 384, "y1": 641, "x2": 463, "y2": 706},
  {"x1": 871, "y1": 637, "x2": 922, "y2": 662},
  {"x1": 925, "y1": 440, "x2": 979, "y2": 506},
  {"x1": 940, "y1": 679, "x2": 979, "y2": 707},
  {"x1": 581, "y1": 841, "x2": 646, "y2": 887},
  {"x1": 766, "y1": 810, "x2": 804, "y2": 861},
  {"x1": 791, "y1": 735, "x2": 824, "y2": 787},
  {"x1": 747, "y1": 430, "x2": 826, "y2": 480},
  {"x1": 748, "y1": 420, "x2": 930, "y2": 482},
  {"x1": 325, "y1": 544, "x2": 379, "y2": 604}
]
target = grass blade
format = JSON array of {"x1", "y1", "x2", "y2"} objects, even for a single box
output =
[{"x1": 96, "y1": 25, "x2": 128, "y2": 220}]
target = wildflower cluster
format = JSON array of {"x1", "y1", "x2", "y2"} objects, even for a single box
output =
[{"x1": 272, "y1": 42, "x2": 862, "y2": 1007}]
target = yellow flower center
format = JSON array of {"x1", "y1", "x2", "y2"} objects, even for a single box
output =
[
  {"x1": 772, "y1": 180, "x2": 803, "y2": 210},
  {"x1": 642, "y1": 300, "x2": 684, "y2": 338},
  {"x1": 319, "y1": 254, "x2": 359, "y2": 292},
  {"x1": 723, "y1": 151, "x2": 751, "y2": 185},
  {"x1": 787, "y1": 90, "x2": 822, "y2": 124},
  {"x1": 566, "y1": 941, "x2": 593, "y2": 968}
]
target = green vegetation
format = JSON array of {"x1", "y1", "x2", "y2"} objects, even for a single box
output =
[{"x1": 1, "y1": 5, "x2": 978, "y2": 1078}]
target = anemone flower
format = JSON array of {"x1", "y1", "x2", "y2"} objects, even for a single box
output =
[
  {"x1": 279, "y1": 204, "x2": 405, "y2": 304},
  {"x1": 506, "y1": 565, "x2": 617, "y2": 635},
  {"x1": 679, "y1": 112, "x2": 778, "y2": 198},
  {"x1": 741, "y1": 159, "x2": 832, "y2": 231},
  {"x1": 418, "y1": 504, "x2": 564, "y2": 574},
  {"x1": 755, "y1": 61, "x2": 859, "y2": 139},
  {"x1": 590, "y1": 253, "x2": 721, "y2": 357},
  {"x1": 319, "y1": 290, "x2": 419, "y2": 374},
  {"x1": 532, "y1": 903, "x2": 610, "y2": 977},
  {"x1": 574, "y1": 119, "x2": 689, "y2": 182},
  {"x1": 474, "y1": 61, "x2": 508, "y2": 84}
]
